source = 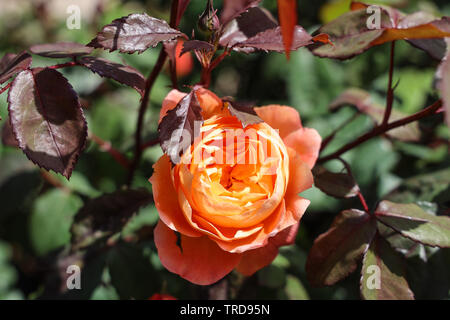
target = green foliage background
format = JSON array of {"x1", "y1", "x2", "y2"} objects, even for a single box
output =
[{"x1": 0, "y1": 0, "x2": 449, "y2": 300}]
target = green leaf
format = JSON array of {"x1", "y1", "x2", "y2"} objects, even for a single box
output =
[
  {"x1": 258, "y1": 265, "x2": 286, "y2": 289},
  {"x1": 360, "y1": 234, "x2": 414, "y2": 300},
  {"x1": 306, "y1": 209, "x2": 377, "y2": 286},
  {"x1": 29, "y1": 189, "x2": 83, "y2": 256},
  {"x1": 312, "y1": 165, "x2": 360, "y2": 198},
  {"x1": 375, "y1": 201, "x2": 450, "y2": 248},
  {"x1": 280, "y1": 275, "x2": 309, "y2": 300}
]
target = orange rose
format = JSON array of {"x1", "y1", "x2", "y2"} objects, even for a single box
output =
[{"x1": 150, "y1": 88, "x2": 321, "y2": 285}]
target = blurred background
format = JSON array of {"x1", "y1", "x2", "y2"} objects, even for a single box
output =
[{"x1": 0, "y1": 0, "x2": 449, "y2": 300}]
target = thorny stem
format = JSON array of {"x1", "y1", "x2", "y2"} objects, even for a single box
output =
[
  {"x1": 318, "y1": 99, "x2": 442, "y2": 163},
  {"x1": 337, "y1": 157, "x2": 369, "y2": 212},
  {"x1": 126, "y1": 0, "x2": 180, "y2": 186},
  {"x1": 200, "y1": 49, "x2": 230, "y2": 88},
  {"x1": 89, "y1": 132, "x2": 130, "y2": 168},
  {"x1": 382, "y1": 41, "x2": 396, "y2": 125}
]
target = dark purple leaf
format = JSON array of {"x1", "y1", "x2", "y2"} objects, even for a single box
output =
[
  {"x1": 306, "y1": 209, "x2": 377, "y2": 287},
  {"x1": 375, "y1": 201, "x2": 450, "y2": 248},
  {"x1": 235, "y1": 26, "x2": 313, "y2": 53},
  {"x1": 88, "y1": 13, "x2": 184, "y2": 54},
  {"x1": 330, "y1": 88, "x2": 421, "y2": 141},
  {"x1": 1, "y1": 119, "x2": 19, "y2": 148},
  {"x1": 78, "y1": 56, "x2": 145, "y2": 97},
  {"x1": 360, "y1": 234, "x2": 414, "y2": 300},
  {"x1": 180, "y1": 40, "x2": 214, "y2": 56},
  {"x1": 224, "y1": 100, "x2": 262, "y2": 127},
  {"x1": 0, "y1": 51, "x2": 32, "y2": 84},
  {"x1": 408, "y1": 38, "x2": 447, "y2": 61},
  {"x1": 7, "y1": 68, "x2": 87, "y2": 179},
  {"x1": 71, "y1": 189, "x2": 153, "y2": 250},
  {"x1": 30, "y1": 42, "x2": 93, "y2": 58},
  {"x1": 220, "y1": 7, "x2": 277, "y2": 49},
  {"x1": 220, "y1": 0, "x2": 262, "y2": 27},
  {"x1": 312, "y1": 165, "x2": 360, "y2": 199},
  {"x1": 159, "y1": 90, "x2": 203, "y2": 163}
]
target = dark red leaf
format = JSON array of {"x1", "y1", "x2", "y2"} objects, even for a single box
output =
[
  {"x1": 306, "y1": 209, "x2": 377, "y2": 287},
  {"x1": 88, "y1": 13, "x2": 184, "y2": 54},
  {"x1": 277, "y1": 0, "x2": 297, "y2": 59},
  {"x1": 158, "y1": 90, "x2": 203, "y2": 163},
  {"x1": 71, "y1": 189, "x2": 153, "y2": 250},
  {"x1": 1, "y1": 119, "x2": 19, "y2": 148},
  {"x1": 78, "y1": 56, "x2": 145, "y2": 97},
  {"x1": 30, "y1": 42, "x2": 93, "y2": 58},
  {"x1": 220, "y1": 7, "x2": 277, "y2": 50},
  {"x1": 7, "y1": 68, "x2": 87, "y2": 179},
  {"x1": 180, "y1": 40, "x2": 214, "y2": 56},
  {"x1": 330, "y1": 88, "x2": 421, "y2": 141},
  {"x1": 312, "y1": 165, "x2": 360, "y2": 198},
  {"x1": 360, "y1": 234, "x2": 414, "y2": 300},
  {"x1": 223, "y1": 99, "x2": 262, "y2": 128},
  {"x1": 0, "y1": 51, "x2": 32, "y2": 84},
  {"x1": 235, "y1": 26, "x2": 313, "y2": 53},
  {"x1": 220, "y1": 0, "x2": 262, "y2": 27}
]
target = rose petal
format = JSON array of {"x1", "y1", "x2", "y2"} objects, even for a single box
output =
[
  {"x1": 154, "y1": 220, "x2": 241, "y2": 285},
  {"x1": 286, "y1": 147, "x2": 314, "y2": 195},
  {"x1": 284, "y1": 127, "x2": 321, "y2": 169},
  {"x1": 255, "y1": 105, "x2": 302, "y2": 139},
  {"x1": 150, "y1": 155, "x2": 201, "y2": 237}
]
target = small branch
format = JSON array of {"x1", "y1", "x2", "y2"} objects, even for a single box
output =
[
  {"x1": 382, "y1": 41, "x2": 396, "y2": 125},
  {"x1": 337, "y1": 157, "x2": 369, "y2": 212},
  {"x1": 126, "y1": 0, "x2": 181, "y2": 186},
  {"x1": 318, "y1": 99, "x2": 442, "y2": 163},
  {"x1": 200, "y1": 49, "x2": 230, "y2": 88},
  {"x1": 140, "y1": 138, "x2": 160, "y2": 151},
  {"x1": 0, "y1": 82, "x2": 11, "y2": 95},
  {"x1": 89, "y1": 132, "x2": 130, "y2": 168},
  {"x1": 40, "y1": 170, "x2": 70, "y2": 193}
]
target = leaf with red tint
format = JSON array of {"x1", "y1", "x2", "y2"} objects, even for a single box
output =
[
  {"x1": 220, "y1": 7, "x2": 277, "y2": 50},
  {"x1": 375, "y1": 201, "x2": 450, "y2": 248},
  {"x1": 1, "y1": 119, "x2": 19, "y2": 148},
  {"x1": 71, "y1": 189, "x2": 153, "y2": 250},
  {"x1": 158, "y1": 90, "x2": 203, "y2": 163},
  {"x1": 220, "y1": 0, "x2": 262, "y2": 27},
  {"x1": 180, "y1": 40, "x2": 214, "y2": 57},
  {"x1": 30, "y1": 42, "x2": 93, "y2": 58},
  {"x1": 7, "y1": 68, "x2": 87, "y2": 179},
  {"x1": 312, "y1": 165, "x2": 360, "y2": 199},
  {"x1": 311, "y1": 5, "x2": 450, "y2": 60},
  {"x1": 235, "y1": 26, "x2": 313, "y2": 53},
  {"x1": 306, "y1": 209, "x2": 377, "y2": 287},
  {"x1": 88, "y1": 13, "x2": 184, "y2": 54},
  {"x1": 78, "y1": 56, "x2": 145, "y2": 97},
  {"x1": 277, "y1": 0, "x2": 298, "y2": 59},
  {"x1": 223, "y1": 99, "x2": 262, "y2": 128},
  {"x1": 0, "y1": 51, "x2": 32, "y2": 84},
  {"x1": 330, "y1": 88, "x2": 420, "y2": 141},
  {"x1": 360, "y1": 234, "x2": 414, "y2": 300},
  {"x1": 437, "y1": 51, "x2": 450, "y2": 128}
]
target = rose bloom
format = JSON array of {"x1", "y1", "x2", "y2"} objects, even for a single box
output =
[{"x1": 150, "y1": 88, "x2": 321, "y2": 285}]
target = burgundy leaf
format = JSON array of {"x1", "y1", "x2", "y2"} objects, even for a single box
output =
[
  {"x1": 158, "y1": 90, "x2": 203, "y2": 163},
  {"x1": 235, "y1": 26, "x2": 313, "y2": 53},
  {"x1": 330, "y1": 88, "x2": 421, "y2": 142},
  {"x1": 78, "y1": 56, "x2": 145, "y2": 97},
  {"x1": 220, "y1": 7, "x2": 277, "y2": 49},
  {"x1": 7, "y1": 68, "x2": 87, "y2": 179},
  {"x1": 71, "y1": 189, "x2": 153, "y2": 250},
  {"x1": 88, "y1": 13, "x2": 184, "y2": 54},
  {"x1": 220, "y1": 0, "x2": 262, "y2": 27},
  {"x1": 1, "y1": 119, "x2": 19, "y2": 148},
  {"x1": 0, "y1": 51, "x2": 32, "y2": 84},
  {"x1": 224, "y1": 100, "x2": 262, "y2": 128},
  {"x1": 312, "y1": 165, "x2": 360, "y2": 199},
  {"x1": 180, "y1": 40, "x2": 214, "y2": 57},
  {"x1": 30, "y1": 42, "x2": 93, "y2": 58},
  {"x1": 306, "y1": 209, "x2": 377, "y2": 287},
  {"x1": 360, "y1": 234, "x2": 414, "y2": 300}
]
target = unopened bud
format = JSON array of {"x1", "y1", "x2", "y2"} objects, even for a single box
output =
[{"x1": 198, "y1": 0, "x2": 220, "y2": 34}]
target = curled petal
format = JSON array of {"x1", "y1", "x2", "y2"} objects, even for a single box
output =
[
  {"x1": 284, "y1": 127, "x2": 321, "y2": 169},
  {"x1": 149, "y1": 155, "x2": 201, "y2": 237},
  {"x1": 255, "y1": 105, "x2": 302, "y2": 139},
  {"x1": 154, "y1": 220, "x2": 241, "y2": 285}
]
